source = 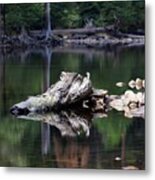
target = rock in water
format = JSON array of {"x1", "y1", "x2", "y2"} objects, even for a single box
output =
[
  {"x1": 128, "y1": 78, "x2": 144, "y2": 90},
  {"x1": 135, "y1": 78, "x2": 143, "y2": 90},
  {"x1": 109, "y1": 90, "x2": 145, "y2": 118},
  {"x1": 128, "y1": 80, "x2": 136, "y2": 89},
  {"x1": 116, "y1": 82, "x2": 125, "y2": 87}
]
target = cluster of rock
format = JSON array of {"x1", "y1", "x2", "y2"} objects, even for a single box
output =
[
  {"x1": 128, "y1": 78, "x2": 145, "y2": 89},
  {"x1": 113, "y1": 78, "x2": 145, "y2": 118},
  {"x1": 116, "y1": 78, "x2": 145, "y2": 90},
  {"x1": 110, "y1": 90, "x2": 144, "y2": 118}
]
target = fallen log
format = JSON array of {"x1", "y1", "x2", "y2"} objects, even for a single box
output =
[{"x1": 53, "y1": 27, "x2": 106, "y2": 36}]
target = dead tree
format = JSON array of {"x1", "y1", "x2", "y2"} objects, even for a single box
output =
[{"x1": 44, "y1": 3, "x2": 52, "y2": 40}]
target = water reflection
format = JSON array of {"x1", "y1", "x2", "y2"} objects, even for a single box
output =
[
  {"x1": 0, "y1": 46, "x2": 145, "y2": 169},
  {"x1": 17, "y1": 110, "x2": 92, "y2": 137},
  {"x1": 41, "y1": 46, "x2": 52, "y2": 155}
]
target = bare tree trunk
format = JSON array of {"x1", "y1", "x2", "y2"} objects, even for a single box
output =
[{"x1": 45, "y1": 3, "x2": 52, "y2": 40}]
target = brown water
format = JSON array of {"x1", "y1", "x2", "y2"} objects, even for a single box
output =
[{"x1": 0, "y1": 46, "x2": 145, "y2": 169}]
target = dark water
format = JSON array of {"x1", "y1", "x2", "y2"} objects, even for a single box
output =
[{"x1": 0, "y1": 46, "x2": 145, "y2": 169}]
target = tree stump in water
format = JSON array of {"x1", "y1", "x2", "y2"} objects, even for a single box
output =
[
  {"x1": 10, "y1": 72, "x2": 102, "y2": 115},
  {"x1": 10, "y1": 71, "x2": 144, "y2": 119}
]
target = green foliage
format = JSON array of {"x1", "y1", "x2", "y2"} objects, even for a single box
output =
[
  {"x1": 5, "y1": 3, "x2": 44, "y2": 33},
  {"x1": 51, "y1": 2, "x2": 80, "y2": 28},
  {"x1": 2, "y1": 1, "x2": 144, "y2": 34},
  {"x1": 78, "y1": 1, "x2": 144, "y2": 33}
]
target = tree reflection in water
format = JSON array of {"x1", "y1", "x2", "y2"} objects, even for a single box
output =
[
  {"x1": 16, "y1": 107, "x2": 144, "y2": 169},
  {"x1": 0, "y1": 46, "x2": 145, "y2": 169}
]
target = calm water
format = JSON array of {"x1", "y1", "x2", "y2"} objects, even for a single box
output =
[{"x1": 0, "y1": 46, "x2": 145, "y2": 169}]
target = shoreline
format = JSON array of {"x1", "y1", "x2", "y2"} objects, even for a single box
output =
[{"x1": 0, "y1": 27, "x2": 145, "y2": 49}]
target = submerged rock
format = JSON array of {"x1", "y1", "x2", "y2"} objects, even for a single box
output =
[
  {"x1": 128, "y1": 80, "x2": 136, "y2": 89},
  {"x1": 135, "y1": 78, "x2": 143, "y2": 90},
  {"x1": 116, "y1": 82, "x2": 125, "y2": 87}
]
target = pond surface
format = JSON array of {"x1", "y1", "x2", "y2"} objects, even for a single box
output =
[{"x1": 0, "y1": 45, "x2": 145, "y2": 169}]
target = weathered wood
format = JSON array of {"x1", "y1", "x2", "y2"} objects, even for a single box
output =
[
  {"x1": 10, "y1": 72, "x2": 145, "y2": 119},
  {"x1": 10, "y1": 72, "x2": 93, "y2": 115}
]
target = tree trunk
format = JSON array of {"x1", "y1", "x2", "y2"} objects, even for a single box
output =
[{"x1": 45, "y1": 3, "x2": 52, "y2": 40}]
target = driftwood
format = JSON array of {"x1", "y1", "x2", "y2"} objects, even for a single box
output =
[
  {"x1": 10, "y1": 72, "x2": 145, "y2": 120},
  {"x1": 10, "y1": 72, "x2": 108, "y2": 116}
]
